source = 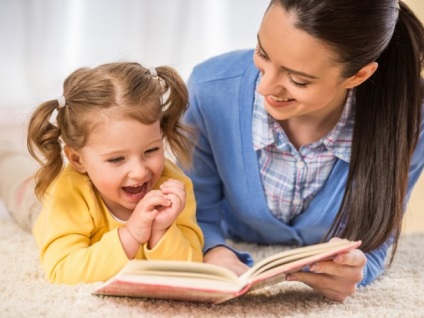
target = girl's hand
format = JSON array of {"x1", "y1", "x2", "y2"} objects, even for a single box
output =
[
  {"x1": 144, "y1": 179, "x2": 186, "y2": 248},
  {"x1": 286, "y1": 238, "x2": 367, "y2": 302},
  {"x1": 152, "y1": 179, "x2": 186, "y2": 231},
  {"x1": 124, "y1": 189, "x2": 172, "y2": 245}
]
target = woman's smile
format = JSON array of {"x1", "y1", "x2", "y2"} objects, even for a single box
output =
[{"x1": 265, "y1": 95, "x2": 296, "y2": 108}]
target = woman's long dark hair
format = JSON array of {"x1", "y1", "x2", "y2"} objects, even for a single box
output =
[{"x1": 271, "y1": 0, "x2": 424, "y2": 260}]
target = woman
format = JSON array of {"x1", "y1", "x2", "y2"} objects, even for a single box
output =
[{"x1": 182, "y1": 0, "x2": 424, "y2": 301}]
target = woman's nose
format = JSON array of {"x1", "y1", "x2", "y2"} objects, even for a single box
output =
[{"x1": 257, "y1": 69, "x2": 283, "y2": 97}]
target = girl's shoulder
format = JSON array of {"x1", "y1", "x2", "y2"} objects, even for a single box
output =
[
  {"x1": 47, "y1": 164, "x2": 93, "y2": 200},
  {"x1": 161, "y1": 158, "x2": 188, "y2": 178},
  {"x1": 159, "y1": 159, "x2": 192, "y2": 185}
]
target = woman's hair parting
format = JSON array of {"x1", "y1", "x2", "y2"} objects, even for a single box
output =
[
  {"x1": 271, "y1": 0, "x2": 424, "y2": 260},
  {"x1": 27, "y1": 62, "x2": 193, "y2": 199}
]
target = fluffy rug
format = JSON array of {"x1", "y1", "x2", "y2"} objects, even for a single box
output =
[{"x1": 1, "y1": 204, "x2": 423, "y2": 318}]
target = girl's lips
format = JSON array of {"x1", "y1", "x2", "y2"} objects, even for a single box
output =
[
  {"x1": 265, "y1": 95, "x2": 296, "y2": 108},
  {"x1": 124, "y1": 184, "x2": 145, "y2": 195},
  {"x1": 122, "y1": 183, "x2": 148, "y2": 202}
]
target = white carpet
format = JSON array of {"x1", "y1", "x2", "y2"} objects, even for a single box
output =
[{"x1": 1, "y1": 201, "x2": 423, "y2": 318}]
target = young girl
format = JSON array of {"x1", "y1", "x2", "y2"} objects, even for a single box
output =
[
  {"x1": 0, "y1": 62, "x2": 204, "y2": 284},
  {"x1": 182, "y1": 0, "x2": 424, "y2": 302}
]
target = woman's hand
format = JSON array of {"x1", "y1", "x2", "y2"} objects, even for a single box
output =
[
  {"x1": 286, "y1": 238, "x2": 367, "y2": 302},
  {"x1": 204, "y1": 246, "x2": 250, "y2": 276}
]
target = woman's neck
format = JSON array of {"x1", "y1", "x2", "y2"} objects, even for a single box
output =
[{"x1": 279, "y1": 97, "x2": 347, "y2": 149}]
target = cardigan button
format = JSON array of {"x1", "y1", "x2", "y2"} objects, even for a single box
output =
[{"x1": 296, "y1": 161, "x2": 306, "y2": 169}]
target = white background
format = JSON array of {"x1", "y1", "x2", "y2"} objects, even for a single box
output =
[
  {"x1": 0, "y1": 0, "x2": 269, "y2": 124},
  {"x1": 1, "y1": 0, "x2": 422, "y2": 125}
]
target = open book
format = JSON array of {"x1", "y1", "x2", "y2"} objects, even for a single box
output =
[{"x1": 94, "y1": 239, "x2": 361, "y2": 304}]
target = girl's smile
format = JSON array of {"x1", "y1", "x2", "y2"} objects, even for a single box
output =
[{"x1": 122, "y1": 182, "x2": 149, "y2": 203}]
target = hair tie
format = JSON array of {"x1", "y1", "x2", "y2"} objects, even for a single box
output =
[
  {"x1": 57, "y1": 95, "x2": 66, "y2": 108},
  {"x1": 148, "y1": 67, "x2": 158, "y2": 78}
]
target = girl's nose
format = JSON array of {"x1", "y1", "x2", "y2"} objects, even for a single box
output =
[{"x1": 128, "y1": 161, "x2": 148, "y2": 180}]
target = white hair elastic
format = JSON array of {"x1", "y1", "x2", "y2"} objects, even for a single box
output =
[
  {"x1": 57, "y1": 95, "x2": 66, "y2": 108},
  {"x1": 148, "y1": 67, "x2": 158, "y2": 78}
]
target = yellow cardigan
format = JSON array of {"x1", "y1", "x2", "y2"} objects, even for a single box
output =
[{"x1": 33, "y1": 159, "x2": 204, "y2": 284}]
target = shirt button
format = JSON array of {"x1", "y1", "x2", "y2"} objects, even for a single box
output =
[
  {"x1": 296, "y1": 161, "x2": 305, "y2": 169},
  {"x1": 293, "y1": 199, "x2": 302, "y2": 205}
]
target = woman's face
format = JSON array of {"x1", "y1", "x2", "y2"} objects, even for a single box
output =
[{"x1": 254, "y1": 4, "x2": 353, "y2": 124}]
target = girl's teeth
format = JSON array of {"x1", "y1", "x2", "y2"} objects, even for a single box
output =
[{"x1": 124, "y1": 183, "x2": 145, "y2": 194}]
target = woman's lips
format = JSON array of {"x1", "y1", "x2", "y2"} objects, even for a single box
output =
[{"x1": 265, "y1": 95, "x2": 295, "y2": 108}]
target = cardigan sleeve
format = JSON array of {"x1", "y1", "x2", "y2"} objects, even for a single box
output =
[{"x1": 183, "y1": 71, "x2": 229, "y2": 253}]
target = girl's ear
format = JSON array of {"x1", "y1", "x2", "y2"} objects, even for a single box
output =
[
  {"x1": 342, "y1": 62, "x2": 379, "y2": 89},
  {"x1": 64, "y1": 145, "x2": 87, "y2": 174}
]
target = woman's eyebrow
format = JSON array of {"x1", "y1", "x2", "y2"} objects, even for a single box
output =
[{"x1": 257, "y1": 34, "x2": 319, "y2": 80}]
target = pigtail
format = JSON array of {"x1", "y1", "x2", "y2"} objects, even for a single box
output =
[
  {"x1": 156, "y1": 66, "x2": 195, "y2": 168},
  {"x1": 27, "y1": 100, "x2": 65, "y2": 199}
]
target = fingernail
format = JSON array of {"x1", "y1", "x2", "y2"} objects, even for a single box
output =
[{"x1": 287, "y1": 274, "x2": 296, "y2": 281}]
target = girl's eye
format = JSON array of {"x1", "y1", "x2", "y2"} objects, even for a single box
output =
[
  {"x1": 255, "y1": 46, "x2": 268, "y2": 60},
  {"x1": 289, "y1": 76, "x2": 309, "y2": 88},
  {"x1": 108, "y1": 157, "x2": 124, "y2": 163},
  {"x1": 145, "y1": 147, "x2": 159, "y2": 155}
]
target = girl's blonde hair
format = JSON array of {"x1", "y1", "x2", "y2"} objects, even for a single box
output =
[{"x1": 27, "y1": 62, "x2": 194, "y2": 199}]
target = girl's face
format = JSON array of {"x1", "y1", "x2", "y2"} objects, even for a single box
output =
[
  {"x1": 254, "y1": 5, "x2": 353, "y2": 124},
  {"x1": 69, "y1": 117, "x2": 165, "y2": 220}
]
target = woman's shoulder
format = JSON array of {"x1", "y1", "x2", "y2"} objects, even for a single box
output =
[{"x1": 190, "y1": 49, "x2": 255, "y2": 83}]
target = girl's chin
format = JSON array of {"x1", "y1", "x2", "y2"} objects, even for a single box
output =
[{"x1": 121, "y1": 202, "x2": 138, "y2": 212}]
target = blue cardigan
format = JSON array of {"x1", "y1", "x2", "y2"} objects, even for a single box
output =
[{"x1": 183, "y1": 49, "x2": 424, "y2": 286}]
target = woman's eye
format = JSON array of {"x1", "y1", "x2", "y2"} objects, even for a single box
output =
[
  {"x1": 255, "y1": 46, "x2": 268, "y2": 60},
  {"x1": 289, "y1": 76, "x2": 309, "y2": 88}
]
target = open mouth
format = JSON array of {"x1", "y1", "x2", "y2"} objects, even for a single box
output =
[{"x1": 123, "y1": 183, "x2": 147, "y2": 195}]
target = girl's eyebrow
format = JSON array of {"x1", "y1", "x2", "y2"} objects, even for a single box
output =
[{"x1": 257, "y1": 34, "x2": 319, "y2": 80}]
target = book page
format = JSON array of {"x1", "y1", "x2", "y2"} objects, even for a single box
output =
[
  {"x1": 95, "y1": 278, "x2": 241, "y2": 303},
  {"x1": 240, "y1": 240, "x2": 361, "y2": 284},
  {"x1": 118, "y1": 273, "x2": 243, "y2": 292},
  {"x1": 106, "y1": 260, "x2": 245, "y2": 292},
  {"x1": 122, "y1": 259, "x2": 239, "y2": 280}
]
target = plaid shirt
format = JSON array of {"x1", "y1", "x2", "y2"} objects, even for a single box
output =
[{"x1": 252, "y1": 88, "x2": 354, "y2": 223}]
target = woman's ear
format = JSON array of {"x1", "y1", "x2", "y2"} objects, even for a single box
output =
[
  {"x1": 64, "y1": 145, "x2": 87, "y2": 174},
  {"x1": 342, "y1": 62, "x2": 379, "y2": 89}
]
